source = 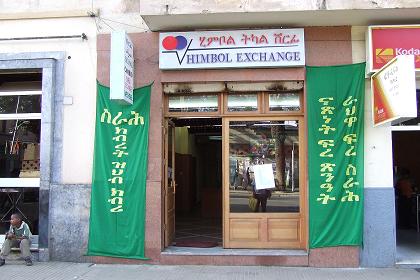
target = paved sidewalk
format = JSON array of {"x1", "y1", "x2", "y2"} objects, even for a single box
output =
[{"x1": 0, "y1": 262, "x2": 419, "y2": 280}]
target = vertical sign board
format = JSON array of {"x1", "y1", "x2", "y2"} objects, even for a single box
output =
[
  {"x1": 371, "y1": 55, "x2": 417, "y2": 126},
  {"x1": 110, "y1": 31, "x2": 134, "y2": 105},
  {"x1": 159, "y1": 29, "x2": 305, "y2": 70},
  {"x1": 307, "y1": 63, "x2": 365, "y2": 248},
  {"x1": 367, "y1": 25, "x2": 420, "y2": 74}
]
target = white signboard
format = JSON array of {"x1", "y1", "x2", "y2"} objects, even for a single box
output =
[
  {"x1": 159, "y1": 29, "x2": 305, "y2": 70},
  {"x1": 253, "y1": 164, "x2": 276, "y2": 190},
  {"x1": 110, "y1": 31, "x2": 134, "y2": 105},
  {"x1": 371, "y1": 55, "x2": 417, "y2": 126}
]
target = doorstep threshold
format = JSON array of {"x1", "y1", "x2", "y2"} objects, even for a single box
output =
[
  {"x1": 396, "y1": 261, "x2": 420, "y2": 268},
  {"x1": 162, "y1": 246, "x2": 308, "y2": 256}
]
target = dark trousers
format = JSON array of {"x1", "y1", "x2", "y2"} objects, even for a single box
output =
[
  {"x1": 397, "y1": 196, "x2": 411, "y2": 228},
  {"x1": 254, "y1": 192, "x2": 269, "y2": 212}
]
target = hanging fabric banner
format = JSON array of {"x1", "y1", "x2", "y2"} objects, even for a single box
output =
[
  {"x1": 307, "y1": 63, "x2": 365, "y2": 248},
  {"x1": 87, "y1": 82, "x2": 152, "y2": 259}
]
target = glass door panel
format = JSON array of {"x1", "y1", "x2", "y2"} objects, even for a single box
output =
[{"x1": 229, "y1": 120, "x2": 300, "y2": 213}]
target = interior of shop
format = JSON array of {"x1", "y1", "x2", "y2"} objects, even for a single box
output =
[
  {"x1": 170, "y1": 117, "x2": 301, "y2": 248},
  {"x1": 392, "y1": 90, "x2": 420, "y2": 265},
  {"x1": 172, "y1": 118, "x2": 223, "y2": 248}
]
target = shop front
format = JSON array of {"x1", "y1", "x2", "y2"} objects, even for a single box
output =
[
  {"x1": 159, "y1": 29, "x2": 307, "y2": 253},
  {"x1": 365, "y1": 25, "x2": 420, "y2": 267},
  {"x1": 94, "y1": 26, "x2": 361, "y2": 267}
]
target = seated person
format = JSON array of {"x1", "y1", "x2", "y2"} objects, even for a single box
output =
[{"x1": 0, "y1": 213, "x2": 33, "y2": 266}]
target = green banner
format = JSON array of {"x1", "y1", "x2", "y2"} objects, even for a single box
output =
[
  {"x1": 307, "y1": 63, "x2": 365, "y2": 248},
  {"x1": 87, "y1": 82, "x2": 152, "y2": 259}
]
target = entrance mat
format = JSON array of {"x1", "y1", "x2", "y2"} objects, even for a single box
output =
[{"x1": 174, "y1": 240, "x2": 219, "y2": 248}]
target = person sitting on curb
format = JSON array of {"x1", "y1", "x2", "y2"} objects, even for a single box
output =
[{"x1": 0, "y1": 213, "x2": 33, "y2": 266}]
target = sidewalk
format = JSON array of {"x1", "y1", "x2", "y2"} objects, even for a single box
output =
[{"x1": 0, "y1": 262, "x2": 420, "y2": 280}]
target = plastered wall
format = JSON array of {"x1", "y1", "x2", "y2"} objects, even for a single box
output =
[
  {"x1": 351, "y1": 26, "x2": 394, "y2": 189},
  {"x1": 140, "y1": 0, "x2": 420, "y2": 15},
  {"x1": 0, "y1": 17, "x2": 97, "y2": 184}
]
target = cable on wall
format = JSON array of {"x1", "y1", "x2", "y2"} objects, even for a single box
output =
[{"x1": 0, "y1": 33, "x2": 88, "y2": 42}]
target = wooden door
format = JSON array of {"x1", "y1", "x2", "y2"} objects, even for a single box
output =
[
  {"x1": 223, "y1": 117, "x2": 307, "y2": 249},
  {"x1": 164, "y1": 121, "x2": 176, "y2": 247}
]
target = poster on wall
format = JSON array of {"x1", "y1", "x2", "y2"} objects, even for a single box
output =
[
  {"x1": 87, "y1": 82, "x2": 152, "y2": 260},
  {"x1": 307, "y1": 63, "x2": 365, "y2": 248},
  {"x1": 371, "y1": 55, "x2": 417, "y2": 126}
]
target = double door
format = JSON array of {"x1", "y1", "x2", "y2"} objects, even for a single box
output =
[{"x1": 164, "y1": 117, "x2": 307, "y2": 249}]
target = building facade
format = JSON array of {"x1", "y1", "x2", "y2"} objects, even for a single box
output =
[{"x1": 0, "y1": 0, "x2": 419, "y2": 267}]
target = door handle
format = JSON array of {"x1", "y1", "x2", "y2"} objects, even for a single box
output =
[{"x1": 171, "y1": 181, "x2": 177, "y2": 194}]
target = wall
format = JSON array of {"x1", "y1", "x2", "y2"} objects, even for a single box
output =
[
  {"x1": 94, "y1": 26, "x2": 356, "y2": 266},
  {"x1": 351, "y1": 26, "x2": 396, "y2": 267},
  {"x1": 0, "y1": 14, "x2": 96, "y2": 261},
  {"x1": 0, "y1": 0, "x2": 148, "y2": 34},
  {"x1": 140, "y1": 0, "x2": 420, "y2": 15},
  {"x1": 96, "y1": 32, "x2": 163, "y2": 263},
  {"x1": 0, "y1": 17, "x2": 96, "y2": 184},
  {"x1": 304, "y1": 26, "x2": 362, "y2": 268},
  {"x1": 0, "y1": 6, "x2": 147, "y2": 261},
  {"x1": 49, "y1": 184, "x2": 91, "y2": 261}
]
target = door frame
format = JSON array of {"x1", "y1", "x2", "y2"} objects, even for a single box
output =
[
  {"x1": 163, "y1": 119, "x2": 176, "y2": 247},
  {"x1": 222, "y1": 116, "x2": 308, "y2": 249},
  {"x1": 162, "y1": 82, "x2": 307, "y2": 250}
]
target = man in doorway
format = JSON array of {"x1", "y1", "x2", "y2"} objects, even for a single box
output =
[
  {"x1": 0, "y1": 213, "x2": 33, "y2": 266},
  {"x1": 396, "y1": 168, "x2": 415, "y2": 229}
]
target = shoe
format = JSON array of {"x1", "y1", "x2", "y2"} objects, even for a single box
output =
[
  {"x1": 0, "y1": 258, "x2": 5, "y2": 266},
  {"x1": 24, "y1": 257, "x2": 33, "y2": 266}
]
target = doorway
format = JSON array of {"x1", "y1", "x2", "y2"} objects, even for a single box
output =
[
  {"x1": 162, "y1": 81, "x2": 307, "y2": 250},
  {"x1": 392, "y1": 130, "x2": 420, "y2": 265},
  {"x1": 165, "y1": 117, "x2": 223, "y2": 248}
]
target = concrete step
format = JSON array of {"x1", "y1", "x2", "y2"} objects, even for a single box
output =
[{"x1": 3, "y1": 251, "x2": 39, "y2": 261}]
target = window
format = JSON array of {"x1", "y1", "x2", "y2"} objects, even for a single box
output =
[
  {"x1": 226, "y1": 93, "x2": 258, "y2": 112},
  {"x1": 168, "y1": 94, "x2": 219, "y2": 113},
  {"x1": 0, "y1": 72, "x2": 42, "y2": 235},
  {"x1": 164, "y1": 82, "x2": 304, "y2": 116},
  {"x1": 268, "y1": 92, "x2": 301, "y2": 112},
  {"x1": 0, "y1": 73, "x2": 42, "y2": 186}
]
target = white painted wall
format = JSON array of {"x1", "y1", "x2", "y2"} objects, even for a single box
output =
[
  {"x1": 3, "y1": 0, "x2": 420, "y2": 16},
  {"x1": 352, "y1": 26, "x2": 394, "y2": 188},
  {"x1": 0, "y1": 1, "x2": 148, "y2": 34},
  {"x1": 0, "y1": 2, "x2": 150, "y2": 184},
  {"x1": 0, "y1": 17, "x2": 97, "y2": 184},
  {"x1": 140, "y1": 0, "x2": 420, "y2": 15}
]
